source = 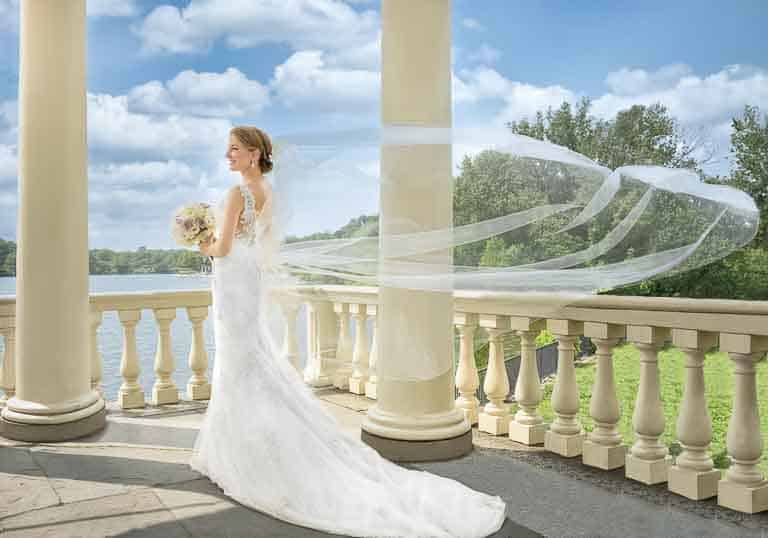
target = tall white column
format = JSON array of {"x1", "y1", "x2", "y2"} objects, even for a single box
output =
[
  {"x1": 361, "y1": 0, "x2": 472, "y2": 461},
  {"x1": 0, "y1": 0, "x2": 106, "y2": 441}
]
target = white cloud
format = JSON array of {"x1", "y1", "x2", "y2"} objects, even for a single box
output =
[
  {"x1": 0, "y1": 0, "x2": 17, "y2": 31},
  {"x1": 467, "y1": 44, "x2": 501, "y2": 66},
  {"x1": 462, "y1": 17, "x2": 485, "y2": 32},
  {"x1": 127, "y1": 67, "x2": 270, "y2": 117},
  {"x1": 593, "y1": 64, "x2": 768, "y2": 125},
  {"x1": 604, "y1": 63, "x2": 693, "y2": 96},
  {"x1": 0, "y1": 143, "x2": 16, "y2": 187},
  {"x1": 135, "y1": 0, "x2": 378, "y2": 55},
  {"x1": 88, "y1": 92, "x2": 233, "y2": 161},
  {"x1": 270, "y1": 50, "x2": 379, "y2": 112},
  {"x1": 87, "y1": 0, "x2": 140, "y2": 17}
]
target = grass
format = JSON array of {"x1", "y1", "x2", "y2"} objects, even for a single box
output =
[{"x1": 528, "y1": 343, "x2": 768, "y2": 475}]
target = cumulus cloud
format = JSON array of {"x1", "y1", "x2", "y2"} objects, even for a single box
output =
[
  {"x1": 134, "y1": 0, "x2": 378, "y2": 55},
  {"x1": 467, "y1": 44, "x2": 501, "y2": 66},
  {"x1": 593, "y1": 64, "x2": 768, "y2": 125},
  {"x1": 88, "y1": 92, "x2": 233, "y2": 162},
  {"x1": 0, "y1": 0, "x2": 17, "y2": 31},
  {"x1": 462, "y1": 17, "x2": 485, "y2": 32},
  {"x1": 127, "y1": 67, "x2": 270, "y2": 117},
  {"x1": 87, "y1": 0, "x2": 140, "y2": 17},
  {"x1": 270, "y1": 50, "x2": 379, "y2": 112}
]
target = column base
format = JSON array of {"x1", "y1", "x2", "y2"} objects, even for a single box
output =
[
  {"x1": 118, "y1": 389, "x2": 145, "y2": 409},
  {"x1": 361, "y1": 428, "x2": 473, "y2": 463},
  {"x1": 718, "y1": 479, "x2": 768, "y2": 514},
  {"x1": 187, "y1": 382, "x2": 211, "y2": 401},
  {"x1": 478, "y1": 412, "x2": 511, "y2": 435},
  {"x1": 364, "y1": 380, "x2": 377, "y2": 399},
  {"x1": 348, "y1": 376, "x2": 369, "y2": 395},
  {"x1": 331, "y1": 367, "x2": 352, "y2": 389},
  {"x1": 668, "y1": 465, "x2": 720, "y2": 500},
  {"x1": 625, "y1": 453, "x2": 671, "y2": 485},
  {"x1": 0, "y1": 405, "x2": 106, "y2": 442},
  {"x1": 508, "y1": 420, "x2": 548, "y2": 445},
  {"x1": 545, "y1": 430, "x2": 585, "y2": 457},
  {"x1": 583, "y1": 439, "x2": 626, "y2": 470},
  {"x1": 152, "y1": 386, "x2": 179, "y2": 406}
]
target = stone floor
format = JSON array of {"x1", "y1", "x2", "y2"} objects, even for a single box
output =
[{"x1": 1, "y1": 388, "x2": 766, "y2": 538}]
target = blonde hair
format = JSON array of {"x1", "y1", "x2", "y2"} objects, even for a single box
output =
[{"x1": 230, "y1": 126, "x2": 273, "y2": 173}]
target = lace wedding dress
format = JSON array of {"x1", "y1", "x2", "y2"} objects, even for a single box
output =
[{"x1": 189, "y1": 183, "x2": 507, "y2": 537}]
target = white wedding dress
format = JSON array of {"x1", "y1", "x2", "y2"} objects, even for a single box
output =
[{"x1": 189, "y1": 183, "x2": 508, "y2": 537}]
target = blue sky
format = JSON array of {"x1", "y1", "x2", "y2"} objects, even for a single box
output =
[{"x1": 0, "y1": 0, "x2": 766, "y2": 249}]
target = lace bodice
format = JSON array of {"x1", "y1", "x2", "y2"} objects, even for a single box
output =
[{"x1": 214, "y1": 183, "x2": 272, "y2": 246}]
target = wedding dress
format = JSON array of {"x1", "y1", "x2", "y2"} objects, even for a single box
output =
[{"x1": 188, "y1": 183, "x2": 507, "y2": 537}]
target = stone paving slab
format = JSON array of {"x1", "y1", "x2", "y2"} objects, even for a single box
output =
[{"x1": 0, "y1": 488, "x2": 190, "y2": 538}]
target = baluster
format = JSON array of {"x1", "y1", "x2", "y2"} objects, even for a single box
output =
[
  {"x1": 118, "y1": 309, "x2": 144, "y2": 409},
  {"x1": 89, "y1": 308, "x2": 104, "y2": 398},
  {"x1": 508, "y1": 318, "x2": 547, "y2": 445},
  {"x1": 545, "y1": 320, "x2": 585, "y2": 457},
  {"x1": 0, "y1": 318, "x2": 16, "y2": 408},
  {"x1": 304, "y1": 300, "x2": 338, "y2": 387},
  {"x1": 330, "y1": 302, "x2": 353, "y2": 389},
  {"x1": 582, "y1": 322, "x2": 626, "y2": 470},
  {"x1": 478, "y1": 315, "x2": 512, "y2": 435},
  {"x1": 152, "y1": 308, "x2": 179, "y2": 406},
  {"x1": 718, "y1": 333, "x2": 768, "y2": 514},
  {"x1": 668, "y1": 329, "x2": 720, "y2": 500},
  {"x1": 454, "y1": 312, "x2": 479, "y2": 425},
  {"x1": 186, "y1": 306, "x2": 211, "y2": 400},
  {"x1": 348, "y1": 304, "x2": 370, "y2": 394},
  {"x1": 625, "y1": 325, "x2": 671, "y2": 483},
  {"x1": 365, "y1": 305, "x2": 378, "y2": 399},
  {"x1": 281, "y1": 300, "x2": 301, "y2": 372}
]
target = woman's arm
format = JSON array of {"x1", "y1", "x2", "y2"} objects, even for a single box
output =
[{"x1": 200, "y1": 187, "x2": 244, "y2": 258}]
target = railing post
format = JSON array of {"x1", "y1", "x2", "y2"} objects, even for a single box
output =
[
  {"x1": 89, "y1": 308, "x2": 104, "y2": 398},
  {"x1": 365, "y1": 305, "x2": 378, "y2": 399},
  {"x1": 348, "y1": 303, "x2": 370, "y2": 394},
  {"x1": 582, "y1": 322, "x2": 626, "y2": 470},
  {"x1": 0, "y1": 318, "x2": 16, "y2": 408},
  {"x1": 478, "y1": 315, "x2": 513, "y2": 435},
  {"x1": 625, "y1": 325, "x2": 671, "y2": 484},
  {"x1": 545, "y1": 319, "x2": 585, "y2": 457},
  {"x1": 118, "y1": 309, "x2": 144, "y2": 409},
  {"x1": 151, "y1": 308, "x2": 179, "y2": 406},
  {"x1": 717, "y1": 333, "x2": 768, "y2": 514},
  {"x1": 186, "y1": 306, "x2": 211, "y2": 401},
  {"x1": 508, "y1": 318, "x2": 547, "y2": 445},
  {"x1": 280, "y1": 300, "x2": 301, "y2": 372},
  {"x1": 668, "y1": 329, "x2": 720, "y2": 500},
  {"x1": 329, "y1": 301, "x2": 353, "y2": 388},
  {"x1": 454, "y1": 312, "x2": 479, "y2": 425},
  {"x1": 304, "y1": 299, "x2": 338, "y2": 387}
]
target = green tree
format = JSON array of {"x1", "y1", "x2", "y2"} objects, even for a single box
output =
[{"x1": 729, "y1": 105, "x2": 768, "y2": 247}]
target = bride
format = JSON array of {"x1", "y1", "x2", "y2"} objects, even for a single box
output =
[{"x1": 189, "y1": 126, "x2": 508, "y2": 538}]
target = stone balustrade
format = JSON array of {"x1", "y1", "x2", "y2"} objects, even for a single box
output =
[{"x1": 1, "y1": 285, "x2": 766, "y2": 513}]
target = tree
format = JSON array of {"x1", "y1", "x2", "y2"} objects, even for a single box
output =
[{"x1": 730, "y1": 105, "x2": 768, "y2": 247}]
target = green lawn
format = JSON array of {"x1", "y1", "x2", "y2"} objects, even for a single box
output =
[{"x1": 528, "y1": 344, "x2": 768, "y2": 475}]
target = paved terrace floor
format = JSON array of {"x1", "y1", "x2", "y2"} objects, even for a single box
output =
[{"x1": 1, "y1": 388, "x2": 767, "y2": 538}]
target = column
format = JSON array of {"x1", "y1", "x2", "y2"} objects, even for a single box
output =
[
  {"x1": 362, "y1": 0, "x2": 471, "y2": 462},
  {"x1": 0, "y1": 0, "x2": 106, "y2": 441}
]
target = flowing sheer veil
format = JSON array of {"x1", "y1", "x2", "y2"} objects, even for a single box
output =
[{"x1": 262, "y1": 126, "x2": 759, "y2": 381}]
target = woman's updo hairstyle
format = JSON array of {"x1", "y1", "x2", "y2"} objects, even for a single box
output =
[{"x1": 231, "y1": 126, "x2": 273, "y2": 174}]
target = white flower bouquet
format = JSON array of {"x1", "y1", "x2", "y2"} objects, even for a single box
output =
[{"x1": 171, "y1": 202, "x2": 217, "y2": 247}]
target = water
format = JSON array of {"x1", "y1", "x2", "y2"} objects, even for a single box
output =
[{"x1": 0, "y1": 274, "x2": 309, "y2": 403}]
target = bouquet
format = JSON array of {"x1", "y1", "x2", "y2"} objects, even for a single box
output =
[{"x1": 171, "y1": 202, "x2": 216, "y2": 247}]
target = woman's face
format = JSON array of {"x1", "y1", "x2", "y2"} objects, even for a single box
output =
[{"x1": 225, "y1": 134, "x2": 259, "y2": 172}]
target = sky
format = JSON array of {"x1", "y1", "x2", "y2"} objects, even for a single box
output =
[{"x1": 0, "y1": 0, "x2": 766, "y2": 250}]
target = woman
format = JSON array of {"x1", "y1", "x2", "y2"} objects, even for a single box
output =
[{"x1": 189, "y1": 125, "x2": 507, "y2": 537}]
